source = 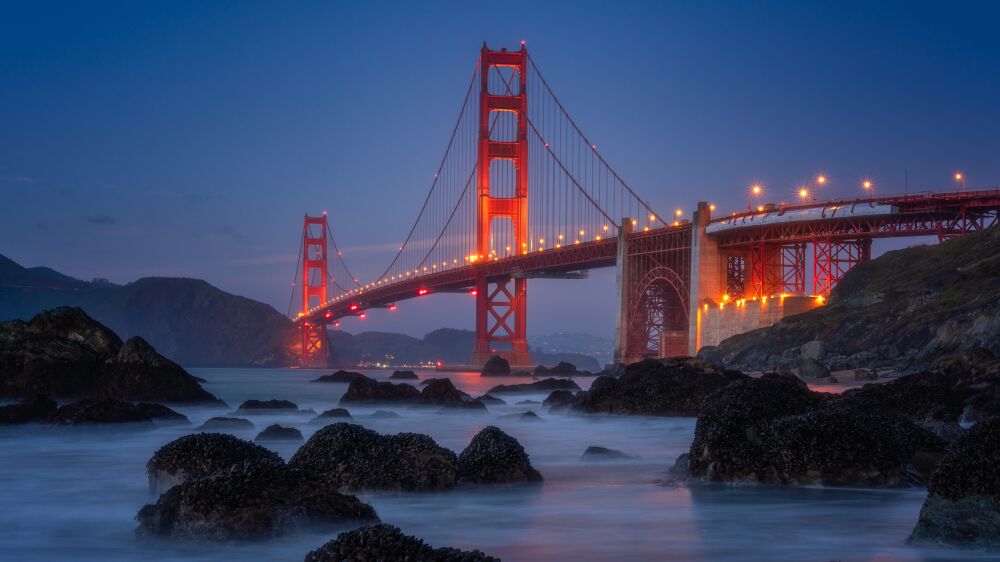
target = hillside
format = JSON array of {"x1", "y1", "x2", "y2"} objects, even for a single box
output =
[{"x1": 709, "y1": 227, "x2": 1000, "y2": 372}]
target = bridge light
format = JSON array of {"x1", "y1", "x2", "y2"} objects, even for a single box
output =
[
  {"x1": 709, "y1": 204, "x2": 716, "y2": 211},
  {"x1": 595, "y1": 235, "x2": 602, "y2": 240},
  {"x1": 324, "y1": 311, "x2": 332, "y2": 319},
  {"x1": 359, "y1": 312, "x2": 366, "y2": 319},
  {"x1": 643, "y1": 226, "x2": 650, "y2": 232},
  {"x1": 574, "y1": 239, "x2": 580, "y2": 244},
  {"x1": 954, "y1": 172, "x2": 963, "y2": 181},
  {"x1": 603, "y1": 224, "x2": 609, "y2": 231},
  {"x1": 418, "y1": 288, "x2": 429, "y2": 296},
  {"x1": 580, "y1": 228, "x2": 587, "y2": 235},
  {"x1": 349, "y1": 304, "x2": 358, "y2": 311},
  {"x1": 751, "y1": 184, "x2": 762, "y2": 195},
  {"x1": 389, "y1": 304, "x2": 397, "y2": 311},
  {"x1": 798, "y1": 187, "x2": 810, "y2": 200},
  {"x1": 816, "y1": 175, "x2": 827, "y2": 186},
  {"x1": 757, "y1": 205, "x2": 765, "y2": 212},
  {"x1": 722, "y1": 294, "x2": 731, "y2": 302},
  {"x1": 334, "y1": 321, "x2": 340, "y2": 327},
  {"x1": 558, "y1": 234, "x2": 564, "y2": 240},
  {"x1": 539, "y1": 238, "x2": 544, "y2": 244},
  {"x1": 673, "y1": 220, "x2": 679, "y2": 226},
  {"x1": 862, "y1": 179, "x2": 873, "y2": 190},
  {"x1": 470, "y1": 289, "x2": 477, "y2": 296}
]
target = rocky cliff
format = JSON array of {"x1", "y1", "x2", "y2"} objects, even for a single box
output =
[{"x1": 708, "y1": 227, "x2": 1000, "y2": 372}]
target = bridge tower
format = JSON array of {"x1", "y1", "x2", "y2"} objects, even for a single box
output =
[
  {"x1": 300, "y1": 214, "x2": 329, "y2": 367},
  {"x1": 472, "y1": 43, "x2": 531, "y2": 367}
]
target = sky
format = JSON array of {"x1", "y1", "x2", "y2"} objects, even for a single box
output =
[{"x1": 2, "y1": 1, "x2": 999, "y2": 339}]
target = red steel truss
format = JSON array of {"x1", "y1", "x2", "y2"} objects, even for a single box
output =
[{"x1": 813, "y1": 238, "x2": 871, "y2": 296}]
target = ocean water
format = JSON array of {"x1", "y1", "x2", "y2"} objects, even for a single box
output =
[{"x1": 0, "y1": 368, "x2": 994, "y2": 562}]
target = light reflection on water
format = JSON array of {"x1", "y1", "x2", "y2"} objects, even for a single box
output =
[{"x1": 0, "y1": 368, "x2": 994, "y2": 562}]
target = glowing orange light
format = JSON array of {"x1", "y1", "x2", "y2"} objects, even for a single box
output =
[
  {"x1": 709, "y1": 204, "x2": 716, "y2": 211},
  {"x1": 722, "y1": 294, "x2": 731, "y2": 302},
  {"x1": 798, "y1": 187, "x2": 809, "y2": 200},
  {"x1": 751, "y1": 184, "x2": 762, "y2": 195},
  {"x1": 862, "y1": 179, "x2": 873, "y2": 190},
  {"x1": 757, "y1": 205, "x2": 765, "y2": 212},
  {"x1": 954, "y1": 172, "x2": 963, "y2": 181},
  {"x1": 816, "y1": 175, "x2": 827, "y2": 185}
]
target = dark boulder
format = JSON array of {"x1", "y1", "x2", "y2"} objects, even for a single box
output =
[
  {"x1": 97, "y1": 337, "x2": 222, "y2": 404},
  {"x1": 534, "y1": 361, "x2": 578, "y2": 376},
  {"x1": 146, "y1": 432, "x2": 282, "y2": 493},
  {"x1": 312, "y1": 370, "x2": 370, "y2": 383},
  {"x1": 581, "y1": 446, "x2": 633, "y2": 461},
  {"x1": 236, "y1": 399, "x2": 299, "y2": 412},
  {"x1": 542, "y1": 389, "x2": 578, "y2": 413},
  {"x1": 340, "y1": 378, "x2": 421, "y2": 405},
  {"x1": 255, "y1": 424, "x2": 304, "y2": 443},
  {"x1": 314, "y1": 408, "x2": 351, "y2": 420},
  {"x1": 576, "y1": 358, "x2": 746, "y2": 416},
  {"x1": 911, "y1": 417, "x2": 1000, "y2": 547},
  {"x1": 198, "y1": 417, "x2": 254, "y2": 431},
  {"x1": 476, "y1": 394, "x2": 506, "y2": 405},
  {"x1": 480, "y1": 355, "x2": 511, "y2": 376},
  {"x1": 137, "y1": 459, "x2": 377, "y2": 540},
  {"x1": 289, "y1": 423, "x2": 458, "y2": 492},
  {"x1": 134, "y1": 403, "x2": 188, "y2": 423},
  {"x1": 456, "y1": 426, "x2": 542, "y2": 484},
  {"x1": 0, "y1": 395, "x2": 57, "y2": 424},
  {"x1": 498, "y1": 410, "x2": 542, "y2": 422},
  {"x1": 304, "y1": 524, "x2": 499, "y2": 562},
  {"x1": 486, "y1": 378, "x2": 581, "y2": 395},
  {"x1": 0, "y1": 308, "x2": 220, "y2": 404},
  {"x1": 420, "y1": 378, "x2": 467, "y2": 405},
  {"x1": 48, "y1": 398, "x2": 156, "y2": 425},
  {"x1": 797, "y1": 357, "x2": 831, "y2": 379},
  {"x1": 389, "y1": 370, "x2": 419, "y2": 380},
  {"x1": 689, "y1": 374, "x2": 946, "y2": 486}
]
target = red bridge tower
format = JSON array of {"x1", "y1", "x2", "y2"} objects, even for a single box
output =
[
  {"x1": 472, "y1": 43, "x2": 531, "y2": 367},
  {"x1": 300, "y1": 214, "x2": 329, "y2": 366}
]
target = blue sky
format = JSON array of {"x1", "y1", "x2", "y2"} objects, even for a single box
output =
[{"x1": 2, "y1": 1, "x2": 998, "y2": 338}]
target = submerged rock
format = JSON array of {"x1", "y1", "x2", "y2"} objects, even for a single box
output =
[
  {"x1": 289, "y1": 423, "x2": 458, "y2": 492},
  {"x1": 48, "y1": 398, "x2": 158, "y2": 425},
  {"x1": 0, "y1": 395, "x2": 57, "y2": 424},
  {"x1": 535, "y1": 361, "x2": 578, "y2": 376},
  {"x1": 236, "y1": 399, "x2": 299, "y2": 412},
  {"x1": 486, "y1": 378, "x2": 581, "y2": 395},
  {"x1": 420, "y1": 378, "x2": 467, "y2": 405},
  {"x1": 198, "y1": 417, "x2": 254, "y2": 431},
  {"x1": 146, "y1": 432, "x2": 282, "y2": 493},
  {"x1": 340, "y1": 378, "x2": 421, "y2": 405},
  {"x1": 254, "y1": 424, "x2": 304, "y2": 443},
  {"x1": 304, "y1": 524, "x2": 499, "y2": 562},
  {"x1": 581, "y1": 446, "x2": 633, "y2": 461},
  {"x1": 389, "y1": 370, "x2": 419, "y2": 380},
  {"x1": 576, "y1": 358, "x2": 746, "y2": 416},
  {"x1": 476, "y1": 394, "x2": 506, "y2": 405},
  {"x1": 480, "y1": 355, "x2": 511, "y2": 376},
  {"x1": 312, "y1": 370, "x2": 370, "y2": 384},
  {"x1": 456, "y1": 426, "x2": 542, "y2": 484},
  {"x1": 135, "y1": 403, "x2": 189, "y2": 423},
  {"x1": 99, "y1": 337, "x2": 222, "y2": 404},
  {"x1": 314, "y1": 408, "x2": 351, "y2": 420},
  {"x1": 137, "y1": 459, "x2": 377, "y2": 540},
  {"x1": 542, "y1": 389, "x2": 577, "y2": 413},
  {"x1": 911, "y1": 417, "x2": 1000, "y2": 547},
  {"x1": 498, "y1": 411, "x2": 542, "y2": 422}
]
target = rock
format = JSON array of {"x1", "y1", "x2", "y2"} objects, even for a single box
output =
[
  {"x1": 314, "y1": 408, "x2": 351, "y2": 420},
  {"x1": 289, "y1": 423, "x2": 458, "y2": 492},
  {"x1": 137, "y1": 459, "x2": 378, "y2": 540},
  {"x1": 0, "y1": 395, "x2": 57, "y2": 424},
  {"x1": 389, "y1": 370, "x2": 419, "y2": 380},
  {"x1": 312, "y1": 370, "x2": 370, "y2": 383},
  {"x1": 668, "y1": 453, "x2": 690, "y2": 479},
  {"x1": 516, "y1": 400, "x2": 540, "y2": 405},
  {"x1": 0, "y1": 307, "x2": 220, "y2": 404},
  {"x1": 797, "y1": 357, "x2": 831, "y2": 379},
  {"x1": 499, "y1": 411, "x2": 542, "y2": 422},
  {"x1": 534, "y1": 361, "x2": 578, "y2": 376},
  {"x1": 134, "y1": 403, "x2": 188, "y2": 423},
  {"x1": 576, "y1": 357, "x2": 746, "y2": 416},
  {"x1": 48, "y1": 398, "x2": 156, "y2": 425},
  {"x1": 487, "y1": 378, "x2": 581, "y2": 395},
  {"x1": 476, "y1": 394, "x2": 506, "y2": 405},
  {"x1": 340, "y1": 378, "x2": 421, "y2": 405},
  {"x1": 911, "y1": 417, "x2": 1000, "y2": 547},
  {"x1": 255, "y1": 424, "x2": 304, "y2": 443},
  {"x1": 800, "y1": 340, "x2": 826, "y2": 361},
  {"x1": 236, "y1": 399, "x2": 299, "y2": 412},
  {"x1": 304, "y1": 524, "x2": 499, "y2": 562},
  {"x1": 480, "y1": 355, "x2": 511, "y2": 376},
  {"x1": 420, "y1": 378, "x2": 466, "y2": 405},
  {"x1": 689, "y1": 375, "x2": 946, "y2": 486},
  {"x1": 542, "y1": 390, "x2": 577, "y2": 413},
  {"x1": 581, "y1": 446, "x2": 632, "y2": 461},
  {"x1": 198, "y1": 417, "x2": 254, "y2": 431},
  {"x1": 370, "y1": 410, "x2": 400, "y2": 419},
  {"x1": 853, "y1": 368, "x2": 878, "y2": 381},
  {"x1": 99, "y1": 337, "x2": 222, "y2": 404},
  {"x1": 146, "y1": 432, "x2": 282, "y2": 493},
  {"x1": 456, "y1": 426, "x2": 542, "y2": 484}
]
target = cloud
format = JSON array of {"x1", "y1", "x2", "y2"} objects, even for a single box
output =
[{"x1": 83, "y1": 214, "x2": 117, "y2": 225}]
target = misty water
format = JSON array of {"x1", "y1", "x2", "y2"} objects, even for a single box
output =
[{"x1": 1, "y1": 368, "x2": 996, "y2": 562}]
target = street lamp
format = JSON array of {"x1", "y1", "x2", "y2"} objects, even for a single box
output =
[
  {"x1": 748, "y1": 183, "x2": 762, "y2": 210},
  {"x1": 954, "y1": 172, "x2": 966, "y2": 191},
  {"x1": 798, "y1": 186, "x2": 811, "y2": 202},
  {"x1": 862, "y1": 179, "x2": 873, "y2": 194}
]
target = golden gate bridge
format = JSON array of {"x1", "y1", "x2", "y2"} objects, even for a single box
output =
[{"x1": 289, "y1": 43, "x2": 1000, "y2": 368}]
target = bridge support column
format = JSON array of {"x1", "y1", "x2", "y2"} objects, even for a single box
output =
[
  {"x1": 812, "y1": 238, "x2": 871, "y2": 296},
  {"x1": 473, "y1": 273, "x2": 530, "y2": 367},
  {"x1": 613, "y1": 217, "x2": 633, "y2": 365},
  {"x1": 299, "y1": 214, "x2": 330, "y2": 367},
  {"x1": 688, "y1": 202, "x2": 725, "y2": 355}
]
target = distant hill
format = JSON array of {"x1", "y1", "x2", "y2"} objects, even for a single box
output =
[
  {"x1": 0, "y1": 255, "x2": 295, "y2": 367},
  {"x1": 710, "y1": 227, "x2": 1000, "y2": 372}
]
